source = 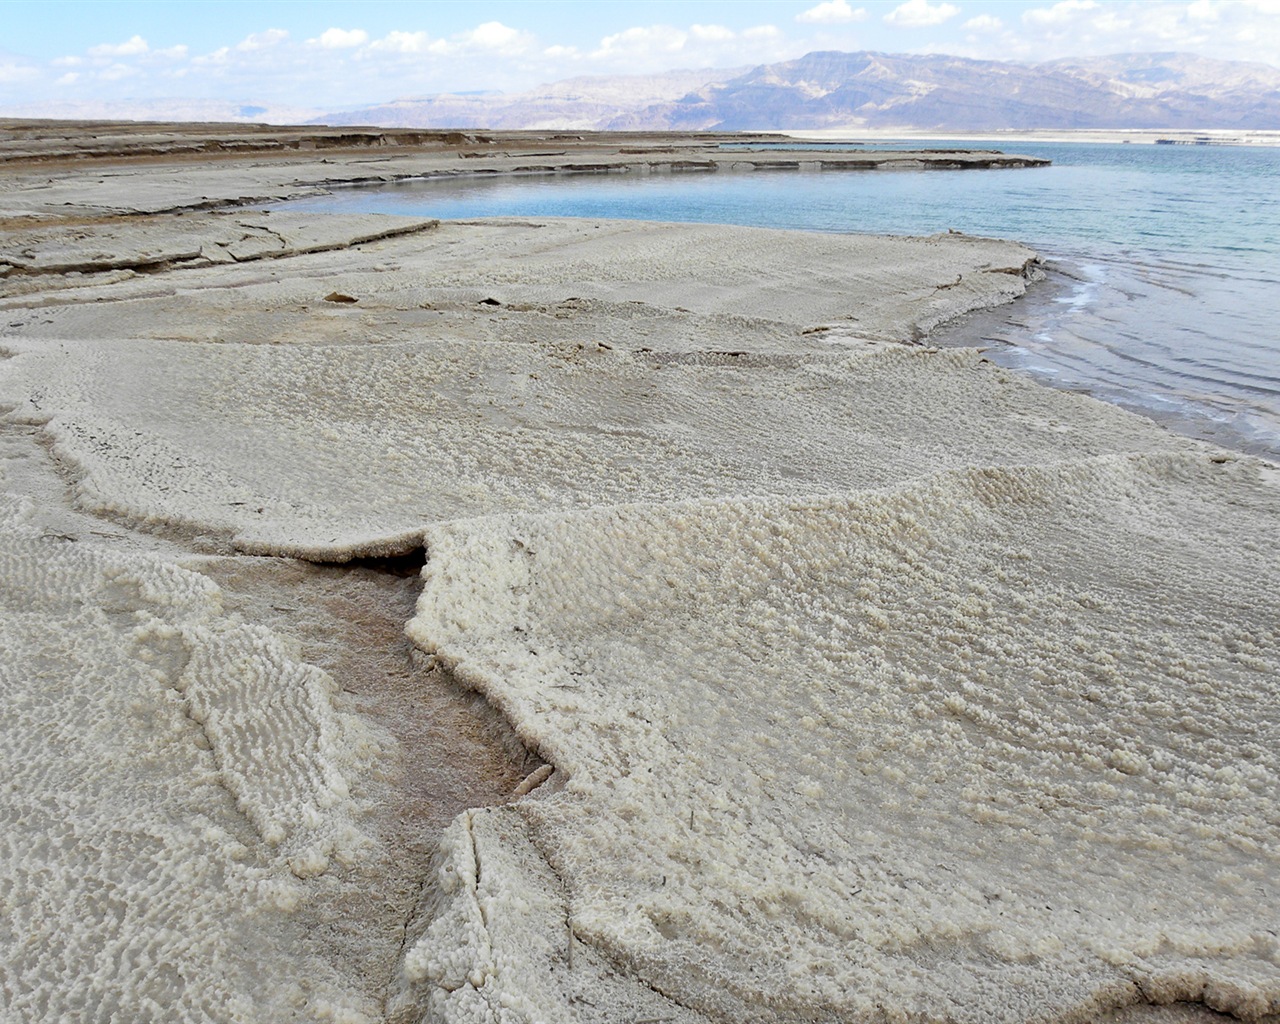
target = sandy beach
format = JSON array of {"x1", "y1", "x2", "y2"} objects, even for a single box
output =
[{"x1": 0, "y1": 123, "x2": 1276, "y2": 1024}]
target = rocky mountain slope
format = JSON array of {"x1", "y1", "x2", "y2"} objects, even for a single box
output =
[
  {"x1": 315, "y1": 50, "x2": 1280, "y2": 131},
  {"x1": 314, "y1": 67, "x2": 744, "y2": 131}
]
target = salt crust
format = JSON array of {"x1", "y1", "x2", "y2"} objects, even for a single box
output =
[
  {"x1": 0, "y1": 219, "x2": 1036, "y2": 349},
  {"x1": 0, "y1": 340, "x2": 1186, "y2": 562},
  {"x1": 0, "y1": 484, "x2": 379, "y2": 1021},
  {"x1": 404, "y1": 454, "x2": 1280, "y2": 1023},
  {"x1": 0, "y1": 212, "x2": 437, "y2": 283},
  {"x1": 2, "y1": 202, "x2": 1274, "y2": 1022}
]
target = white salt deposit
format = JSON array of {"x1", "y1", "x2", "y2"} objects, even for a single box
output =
[
  {"x1": 404, "y1": 454, "x2": 1280, "y2": 1023},
  {"x1": 0, "y1": 483, "x2": 379, "y2": 1020},
  {"x1": 2, "y1": 184, "x2": 1275, "y2": 1023},
  {"x1": 0, "y1": 341, "x2": 1188, "y2": 561}
]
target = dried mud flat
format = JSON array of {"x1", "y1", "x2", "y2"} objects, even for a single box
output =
[{"x1": 0, "y1": 123, "x2": 1275, "y2": 1024}]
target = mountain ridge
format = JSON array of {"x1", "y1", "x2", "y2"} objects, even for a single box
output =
[{"x1": 312, "y1": 50, "x2": 1280, "y2": 131}]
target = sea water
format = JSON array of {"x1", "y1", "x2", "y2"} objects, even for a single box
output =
[{"x1": 273, "y1": 142, "x2": 1280, "y2": 458}]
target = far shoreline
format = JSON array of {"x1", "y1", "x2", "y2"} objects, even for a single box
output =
[{"x1": 781, "y1": 125, "x2": 1280, "y2": 147}]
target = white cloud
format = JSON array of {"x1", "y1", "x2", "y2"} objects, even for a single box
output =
[
  {"x1": 1092, "y1": 8, "x2": 1133, "y2": 33},
  {"x1": 593, "y1": 25, "x2": 689, "y2": 58},
  {"x1": 193, "y1": 46, "x2": 230, "y2": 66},
  {"x1": 1022, "y1": 0, "x2": 1099, "y2": 28},
  {"x1": 963, "y1": 14, "x2": 1004, "y2": 32},
  {"x1": 1186, "y1": 0, "x2": 1219, "y2": 21},
  {"x1": 312, "y1": 28, "x2": 369, "y2": 49},
  {"x1": 998, "y1": 0, "x2": 1280, "y2": 63},
  {"x1": 0, "y1": 62, "x2": 39, "y2": 83},
  {"x1": 367, "y1": 30, "x2": 432, "y2": 54},
  {"x1": 156, "y1": 45, "x2": 189, "y2": 60},
  {"x1": 410, "y1": 21, "x2": 532, "y2": 57},
  {"x1": 88, "y1": 35, "x2": 149, "y2": 58},
  {"x1": 691, "y1": 24, "x2": 736, "y2": 42},
  {"x1": 797, "y1": 0, "x2": 869, "y2": 24},
  {"x1": 579, "y1": 19, "x2": 799, "y2": 76},
  {"x1": 543, "y1": 44, "x2": 580, "y2": 59},
  {"x1": 466, "y1": 21, "x2": 525, "y2": 50},
  {"x1": 236, "y1": 29, "x2": 289, "y2": 52},
  {"x1": 885, "y1": 0, "x2": 961, "y2": 27}
]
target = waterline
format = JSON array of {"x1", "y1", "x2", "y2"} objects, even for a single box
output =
[{"x1": 269, "y1": 140, "x2": 1280, "y2": 459}]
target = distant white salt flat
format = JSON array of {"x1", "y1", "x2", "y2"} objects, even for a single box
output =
[{"x1": 785, "y1": 128, "x2": 1280, "y2": 147}]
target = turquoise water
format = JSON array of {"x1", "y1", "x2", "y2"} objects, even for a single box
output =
[{"x1": 273, "y1": 142, "x2": 1280, "y2": 457}]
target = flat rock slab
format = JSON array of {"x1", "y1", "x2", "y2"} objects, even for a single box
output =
[
  {"x1": 0, "y1": 211, "x2": 436, "y2": 282},
  {"x1": 1, "y1": 218, "x2": 1039, "y2": 350}
]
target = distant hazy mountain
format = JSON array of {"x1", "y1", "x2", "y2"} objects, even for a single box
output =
[
  {"x1": 0, "y1": 97, "x2": 323, "y2": 125},
  {"x1": 7, "y1": 51, "x2": 1274, "y2": 131},
  {"x1": 313, "y1": 67, "x2": 746, "y2": 131},
  {"x1": 315, "y1": 51, "x2": 1280, "y2": 131}
]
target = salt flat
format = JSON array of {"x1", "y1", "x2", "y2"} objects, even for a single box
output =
[{"x1": 0, "y1": 123, "x2": 1274, "y2": 1024}]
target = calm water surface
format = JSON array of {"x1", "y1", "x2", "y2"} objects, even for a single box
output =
[{"x1": 274, "y1": 142, "x2": 1280, "y2": 457}]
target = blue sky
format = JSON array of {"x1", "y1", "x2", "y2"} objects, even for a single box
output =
[{"x1": 2, "y1": 0, "x2": 1278, "y2": 113}]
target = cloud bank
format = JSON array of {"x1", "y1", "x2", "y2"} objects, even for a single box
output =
[{"x1": 1, "y1": 2, "x2": 1278, "y2": 115}]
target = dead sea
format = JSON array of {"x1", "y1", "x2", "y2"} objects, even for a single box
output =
[{"x1": 0, "y1": 123, "x2": 1276, "y2": 1024}]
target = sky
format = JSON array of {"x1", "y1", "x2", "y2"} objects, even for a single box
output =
[{"x1": 2, "y1": 0, "x2": 1278, "y2": 115}]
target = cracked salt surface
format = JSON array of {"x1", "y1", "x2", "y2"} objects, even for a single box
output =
[
  {"x1": 0, "y1": 486, "x2": 382, "y2": 1021},
  {"x1": 0, "y1": 341, "x2": 1187, "y2": 562},
  {"x1": 405, "y1": 454, "x2": 1280, "y2": 1023},
  {"x1": 0, "y1": 186, "x2": 1276, "y2": 1023}
]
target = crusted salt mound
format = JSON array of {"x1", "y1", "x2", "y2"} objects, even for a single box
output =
[
  {"x1": 0, "y1": 486, "x2": 379, "y2": 1021},
  {"x1": 0, "y1": 340, "x2": 1190, "y2": 560},
  {"x1": 403, "y1": 453, "x2": 1280, "y2": 1023},
  {"x1": 1, "y1": 220, "x2": 1038, "y2": 352}
]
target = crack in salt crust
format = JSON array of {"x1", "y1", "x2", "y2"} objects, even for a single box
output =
[
  {"x1": 0, "y1": 485, "x2": 381, "y2": 1021},
  {"x1": 404, "y1": 454, "x2": 1280, "y2": 1023},
  {"x1": 0, "y1": 339, "x2": 1189, "y2": 562}
]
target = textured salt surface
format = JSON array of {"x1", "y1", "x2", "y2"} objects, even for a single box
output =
[
  {"x1": 0, "y1": 485, "x2": 381, "y2": 1020},
  {"x1": 0, "y1": 341, "x2": 1188, "y2": 561},
  {"x1": 1, "y1": 219, "x2": 1038, "y2": 353},
  {"x1": 1, "y1": 147, "x2": 1276, "y2": 1023},
  {"x1": 405, "y1": 454, "x2": 1280, "y2": 1023}
]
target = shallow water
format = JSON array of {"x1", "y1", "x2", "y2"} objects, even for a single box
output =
[{"x1": 272, "y1": 142, "x2": 1280, "y2": 458}]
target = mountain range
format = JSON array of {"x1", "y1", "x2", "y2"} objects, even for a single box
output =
[{"x1": 312, "y1": 51, "x2": 1280, "y2": 131}]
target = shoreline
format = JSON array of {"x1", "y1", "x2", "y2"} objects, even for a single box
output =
[
  {"x1": 783, "y1": 126, "x2": 1280, "y2": 147},
  {"x1": 931, "y1": 258, "x2": 1280, "y2": 463},
  {"x1": 244, "y1": 138, "x2": 1277, "y2": 466},
  {"x1": 0, "y1": 123, "x2": 1276, "y2": 1024},
  {"x1": 0, "y1": 120, "x2": 1047, "y2": 222}
]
